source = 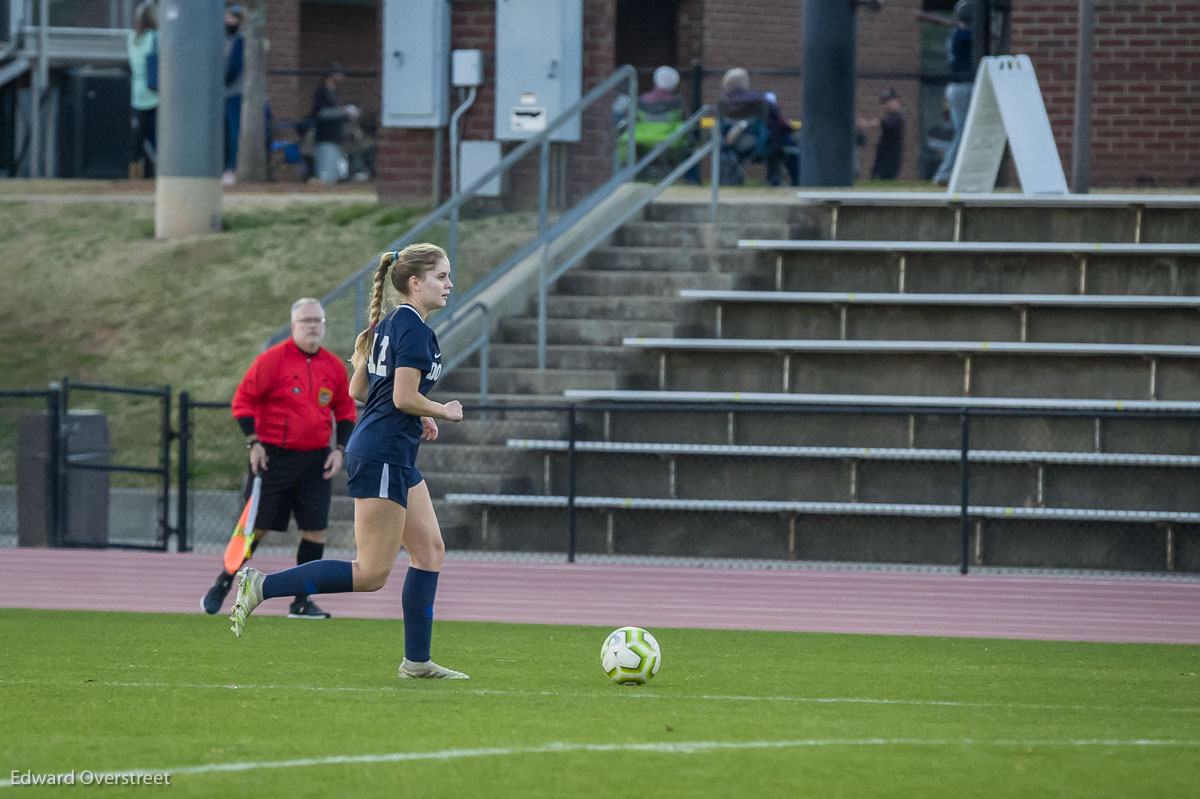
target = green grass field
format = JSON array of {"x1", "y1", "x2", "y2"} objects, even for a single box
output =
[{"x1": 1, "y1": 609, "x2": 1197, "y2": 797}]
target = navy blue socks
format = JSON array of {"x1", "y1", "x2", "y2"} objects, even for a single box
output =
[
  {"x1": 262, "y1": 559, "x2": 353, "y2": 600},
  {"x1": 401, "y1": 567, "x2": 440, "y2": 662}
]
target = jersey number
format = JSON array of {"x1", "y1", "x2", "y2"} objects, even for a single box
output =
[{"x1": 367, "y1": 334, "x2": 390, "y2": 377}]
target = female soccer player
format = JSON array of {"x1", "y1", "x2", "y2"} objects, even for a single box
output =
[{"x1": 229, "y1": 243, "x2": 467, "y2": 679}]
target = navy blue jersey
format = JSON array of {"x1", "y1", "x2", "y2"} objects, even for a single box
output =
[{"x1": 345, "y1": 305, "x2": 443, "y2": 466}]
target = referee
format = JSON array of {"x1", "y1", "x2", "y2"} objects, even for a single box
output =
[{"x1": 201, "y1": 298, "x2": 357, "y2": 618}]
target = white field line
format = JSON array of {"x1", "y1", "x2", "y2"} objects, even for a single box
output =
[
  {"x1": 6, "y1": 678, "x2": 1199, "y2": 714},
  {"x1": 4, "y1": 738, "x2": 1200, "y2": 787}
]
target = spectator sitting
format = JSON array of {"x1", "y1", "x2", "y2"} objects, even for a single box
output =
[
  {"x1": 719, "y1": 67, "x2": 799, "y2": 187},
  {"x1": 311, "y1": 61, "x2": 360, "y2": 185}
]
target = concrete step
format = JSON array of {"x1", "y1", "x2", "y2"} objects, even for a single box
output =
[
  {"x1": 613, "y1": 221, "x2": 791, "y2": 248},
  {"x1": 710, "y1": 302, "x2": 1200, "y2": 345},
  {"x1": 437, "y1": 367, "x2": 631, "y2": 396},
  {"x1": 473, "y1": 343, "x2": 653, "y2": 371},
  {"x1": 642, "y1": 201, "x2": 798, "y2": 226},
  {"x1": 421, "y1": 416, "x2": 569, "y2": 446},
  {"x1": 497, "y1": 317, "x2": 681, "y2": 346},
  {"x1": 422, "y1": 470, "x2": 534, "y2": 497},
  {"x1": 554, "y1": 269, "x2": 739, "y2": 297},
  {"x1": 585, "y1": 246, "x2": 757, "y2": 273},
  {"x1": 651, "y1": 347, "x2": 1200, "y2": 400},
  {"x1": 770, "y1": 251, "x2": 1200, "y2": 296},
  {"x1": 439, "y1": 502, "x2": 1181, "y2": 570},
  {"x1": 541, "y1": 295, "x2": 700, "y2": 323},
  {"x1": 586, "y1": 406, "x2": 1200, "y2": 456},
  {"x1": 416, "y1": 444, "x2": 538, "y2": 474},
  {"x1": 823, "y1": 204, "x2": 1200, "y2": 244},
  {"x1": 523, "y1": 449, "x2": 1200, "y2": 512}
]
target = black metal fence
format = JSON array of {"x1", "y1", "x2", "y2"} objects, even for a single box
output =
[
  {"x1": 443, "y1": 402, "x2": 1200, "y2": 575},
  {"x1": 3, "y1": 387, "x2": 1199, "y2": 575}
]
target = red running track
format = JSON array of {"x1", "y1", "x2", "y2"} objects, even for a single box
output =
[{"x1": 1, "y1": 548, "x2": 1198, "y2": 645}]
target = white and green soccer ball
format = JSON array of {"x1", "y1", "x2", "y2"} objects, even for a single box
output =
[{"x1": 600, "y1": 626, "x2": 661, "y2": 685}]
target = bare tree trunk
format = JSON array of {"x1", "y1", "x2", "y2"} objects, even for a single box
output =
[{"x1": 236, "y1": 0, "x2": 268, "y2": 184}]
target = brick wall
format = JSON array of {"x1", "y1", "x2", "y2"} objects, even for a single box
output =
[
  {"x1": 1011, "y1": 1, "x2": 1200, "y2": 188},
  {"x1": 279, "y1": 0, "x2": 1200, "y2": 195},
  {"x1": 298, "y1": 3, "x2": 381, "y2": 126},
  {"x1": 266, "y1": 0, "x2": 301, "y2": 124},
  {"x1": 377, "y1": 0, "x2": 615, "y2": 205}
]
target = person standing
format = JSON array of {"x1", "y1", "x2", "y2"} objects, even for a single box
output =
[
  {"x1": 311, "y1": 62, "x2": 359, "y2": 184},
  {"x1": 200, "y1": 298, "x2": 357, "y2": 619},
  {"x1": 228, "y1": 244, "x2": 469, "y2": 681},
  {"x1": 924, "y1": 0, "x2": 974, "y2": 186},
  {"x1": 858, "y1": 89, "x2": 905, "y2": 181},
  {"x1": 125, "y1": 1, "x2": 158, "y2": 179},
  {"x1": 221, "y1": 5, "x2": 245, "y2": 187}
]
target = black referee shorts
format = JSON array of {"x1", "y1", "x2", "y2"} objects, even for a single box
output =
[{"x1": 243, "y1": 444, "x2": 332, "y2": 532}]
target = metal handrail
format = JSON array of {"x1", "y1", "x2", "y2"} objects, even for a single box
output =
[
  {"x1": 435, "y1": 103, "x2": 720, "y2": 389},
  {"x1": 440, "y1": 301, "x2": 490, "y2": 402},
  {"x1": 265, "y1": 64, "x2": 640, "y2": 349}
]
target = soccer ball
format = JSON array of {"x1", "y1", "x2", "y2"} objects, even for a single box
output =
[{"x1": 600, "y1": 626, "x2": 661, "y2": 685}]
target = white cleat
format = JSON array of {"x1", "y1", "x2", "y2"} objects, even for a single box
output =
[
  {"x1": 398, "y1": 658, "x2": 469, "y2": 679},
  {"x1": 229, "y1": 567, "x2": 265, "y2": 638}
]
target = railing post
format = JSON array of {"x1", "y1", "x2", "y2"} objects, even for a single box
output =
[
  {"x1": 567, "y1": 404, "x2": 577, "y2": 563},
  {"x1": 161, "y1": 385, "x2": 172, "y2": 550},
  {"x1": 354, "y1": 276, "x2": 367, "y2": 335},
  {"x1": 479, "y1": 329, "x2": 489, "y2": 403},
  {"x1": 55, "y1": 376, "x2": 69, "y2": 547},
  {"x1": 710, "y1": 117, "x2": 721, "y2": 223},
  {"x1": 538, "y1": 138, "x2": 550, "y2": 236},
  {"x1": 45, "y1": 382, "x2": 61, "y2": 548},
  {"x1": 448, "y1": 206, "x2": 460, "y2": 282},
  {"x1": 625, "y1": 75, "x2": 637, "y2": 174},
  {"x1": 959, "y1": 408, "x2": 971, "y2": 575},
  {"x1": 537, "y1": 244, "x2": 548, "y2": 371},
  {"x1": 177, "y1": 390, "x2": 190, "y2": 552}
]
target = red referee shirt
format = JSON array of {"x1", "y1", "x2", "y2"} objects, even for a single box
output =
[{"x1": 231, "y1": 339, "x2": 357, "y2": 451}]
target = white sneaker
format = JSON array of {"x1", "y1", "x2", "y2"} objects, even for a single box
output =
[
  {"x1": 229, "y1": 566, "x2": 265, "y2": 638},
  {"x1": 398, "y1": 658, "x2": 469, "y2": 679},
  {"x1": 221, "y1": 170, "x2": 237, "y2": 187}
]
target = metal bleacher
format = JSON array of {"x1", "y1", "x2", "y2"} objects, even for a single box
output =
[{"x1": 437, "y1": 193, "x2": 1200, "y2": 571}]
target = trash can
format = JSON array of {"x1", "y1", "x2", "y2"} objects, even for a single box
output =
[{"x1": 17, "y1": 410, "x2": 111, "y2": 546}]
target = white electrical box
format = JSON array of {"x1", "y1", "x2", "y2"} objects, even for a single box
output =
[
  {"x1": 382, "y1": 0, "x2": 450, "y2": 128},
  {"x1": 494, "y1": 0, "x2": 582, "y2": 142},
  {"x1": 452, "y1": 50, "x2": 484, "y2": 88},
  {"x1": 460, "y1": 141, "x2": 502, "y2": 197}
]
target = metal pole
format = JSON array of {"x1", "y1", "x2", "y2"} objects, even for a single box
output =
[
  {"x1": 432, "y1": 127, "x2": 444, "y2": 206},
  {"x1": 537, "y1": 244, "x2": 548, "y2": 371},
  {"x1": 709, "y1": 119, "x2": 720, "y2": 222},
  {"x1": 538, "y1": 137, "x2": 550, "y2": 236},
  {"x1": 30, "y1": 0, "x2": 48, "y2": 177},
  {"x1": 177, "y1": 390, "x2": 190, "y2": 552},
  {"x1": 56, "y1": 375, "x2": 69, "y2": 546},
  {"x1": 1071, "y1": 0, "x2": 1095, "y2": 193},
  {"x1": 160, "y1": 385, "x2": 172, "y2": 550},
  {"x1": 46, "y1": 382, "x2": 61, "y2": 547},
  {"x1": 155, "y1": 0, "x2": 224, "y2": 238},
  {"x1": 800, "y1": 0, "x2": 856, "y2": 186},
  {"x1": 959, "y1": 409, "x2": 971, "y2": 574},
  {"x1": 566, "y1": 404, "x2": 577, "y2": 563}
]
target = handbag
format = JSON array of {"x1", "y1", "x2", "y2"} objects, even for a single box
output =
[{"x1": 145, "y1": 32, "x2": 159, "y2": 92}]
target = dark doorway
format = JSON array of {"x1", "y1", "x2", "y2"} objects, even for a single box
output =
[{"x1": 615, "y1": 0, "x2": 679, "y2": 94}]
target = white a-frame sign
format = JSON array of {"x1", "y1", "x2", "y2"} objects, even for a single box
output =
[{"x1": 948, "y1": 55, "x2": 1069, "y2": 195}]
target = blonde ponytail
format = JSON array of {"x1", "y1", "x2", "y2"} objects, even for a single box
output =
[{"x1": 351, "y1": 251, "x2": 394, "y2": 370}]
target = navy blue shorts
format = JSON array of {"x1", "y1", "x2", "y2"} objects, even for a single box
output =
[{"x1": 345, "y1": 453, "x2": 423, "y2": 508}]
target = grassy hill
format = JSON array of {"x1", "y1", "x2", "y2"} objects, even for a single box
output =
[{"x1": 0, "y1": 192, "x2": 538, "y2": 486}]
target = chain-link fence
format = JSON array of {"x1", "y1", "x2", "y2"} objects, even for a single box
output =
[{"x1": 6, "y1": 388, "x2": 1199, "y2": 575}]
